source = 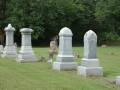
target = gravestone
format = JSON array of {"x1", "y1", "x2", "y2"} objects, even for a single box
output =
[
  {"x1": 77, "y1": 30, "x2": 103, "y2": 76},
  {"x1": 116, "y1": 76, "x2": 120, "y2": 85},
  {"x1": 0, "y1": 45, "x2": 3, "y2": 54},
  {"x1": 16, "y1": 28, "x2": 38, "y2": 63},
  {"x1": 40, "y1": 56, "x2": 45, "y2": 61},
  {"x1": 53, "y1": 27, "x2": 78, "y2": 71},
  {"x1": 1, "y1": 24, "x2": 17, "y2": 58},
  {"x1": 48, "y1": 41, "x2": 57, "y2": 62}
]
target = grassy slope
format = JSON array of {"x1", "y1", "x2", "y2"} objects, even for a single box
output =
[{"x1": 0, "y1": 46, "x2": 120, "y2": 90}]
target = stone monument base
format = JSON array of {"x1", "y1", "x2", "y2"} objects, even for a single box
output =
[
  {"x1": 16, "y1": 54, "x2": 38, "y2": 63},
  {"x1": 77, "y1": 66, "x2": 103, "y2": 77},
  {"x1": 1, "y1": 46, "x2": 17, "y2": 58},
  {"x1": 1, "y1": 54, "x2": 17, "y2": 58},
  {"x1": 53, "y1": 62, "x2": 78, "y2": 71},
  {"x1": 81, "y1": 58, "x2": 99, "y2": 67}
]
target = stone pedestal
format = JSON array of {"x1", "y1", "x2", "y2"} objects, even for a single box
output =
[
  {"x1": 53, "y1": 27, "x2": 78, "y2": 71},
  {"x1": 53, "y1": 62, "x2": 77, "y2": 71},
  {"x1": 77, "y1": 58, "x2": 103, "y2": 76},
  {"x1": 77, "y1": 66, "x2": 103, "y2": 77},
  {"x1": 1, "y1": 24, "x2": 17, "y2": 58},
  {"x1": 77, "y1": 30, "x2": 103, "y2": 76},
  {"x1": 16, "y1": 28, "x2": 38, "y2": 63}
]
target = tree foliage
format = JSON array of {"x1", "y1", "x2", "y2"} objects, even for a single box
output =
[
  {"x1": 95, "y1": 0, "x2": 120, "y2": 45},
  {"x1": 0, "y1": 0, "x2": 120, "y2": 45}
]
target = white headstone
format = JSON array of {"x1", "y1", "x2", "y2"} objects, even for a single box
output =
[
  {"x1": 116, "y1": 76, "x2": 120, "y2": 85},
  {"x1": 77, "y1": 30, "x2": 103, "y2": 76},
  {"x1": 16, "y1": 28, "x2": 38, "y2": 63},
  {"x1": 1, "y1": 24, "x2": 17, "y2": 58},
  {"x1": 53, "y1": 27, "x2": 78, "y2": 71}
]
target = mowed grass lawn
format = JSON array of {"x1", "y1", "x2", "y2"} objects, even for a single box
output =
[{"x1": 0, "y1": 46, "x2": 120, "y2": 90}]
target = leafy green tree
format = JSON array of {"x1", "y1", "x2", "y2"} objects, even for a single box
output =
[
  {"x1": 3, "y1": 0, "x2": 120, "y2": 46},
  {"x1": 95, "y1": 0, "x2": 120, "y2": 44},
  {"x1": 0, "y1": 0, "x2": 10, "y2": 45}
]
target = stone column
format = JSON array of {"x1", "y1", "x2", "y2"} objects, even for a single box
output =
[
  {"x1": 77, "y1": 30, "x2": 103, "y2": 76},
  {"x1": 1, "y1": 24, "x2": 17, "y2": 58},
  {"x1": 16, "y1": 28, "x2": 38, "y2": 63},
  {"x1": 53, "y1": 27, "x2": 78, "y2": 71}
]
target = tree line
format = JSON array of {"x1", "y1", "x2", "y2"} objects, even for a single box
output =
[{"x1": 0, "y1": 0, "x2": 120, "y2": 46}]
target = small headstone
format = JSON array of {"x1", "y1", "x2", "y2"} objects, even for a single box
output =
[
  {"x1": 48, "y1": 41, "x2": 57, "y2": 62},
  {"x1": 16, "y1": 28, "x2": 38, "y2": 63},
  {"x1": 77, "y1": 30, "x2": 103, "y2": 77},
  {"x1": 53, "y1": 27, "x2": 78, "y2": 71},
  {"x1": 73, "y1": 54, "x2": 80, "y2": 58},
  {"x1": 1, "y1": 24, "x2": 17, "y2": 58},
  {"x1": 40, "y1": 56, "x2": 45, "y2": 61},
  {"x1": 116, "y1": 76, "x2": 120, "y2": 85},
  {"x1": 0, "y1": 45, "x2": 3, "y2": 54},
  {"x1": 108, "y1": 52, "x2": 114, "y2": 55},
  {"x1": 101, "y1": 45, "x2": 107, "y2": 48}
]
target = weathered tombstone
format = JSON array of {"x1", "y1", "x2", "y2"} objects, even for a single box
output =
[
  {"x1": 77, "y1": 30, "x2": 103, "y2": 76},
  {"x1": 53, "y1": 27, "x2": 78, "y2": 71},
  {"x1": 1, "y1": 24, "x2": 17, "y2": 58},
  {"x1": 0, "y1": 45, "x2": 3, "y2": 54},
  {"x1": 40, "y1": 56, "x2": 45, "y2": 61},
  {"x1": 101, "y1": 45, "x2": 107, "y2": 48},
  {"x1": 47, "y1": 41, "x2": 57, "y2": 62},
  {"x1": 116, "y1": 76, "x2": 120, "y2": 85},
  {"x1": 16, "y1": 28, "x2": 38, "y2": 63}
]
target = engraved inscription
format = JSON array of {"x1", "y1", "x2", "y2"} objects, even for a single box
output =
[
  {"x1": 64, "y1": 39, "x2": 71, "y2": 52},
  {"x1": 84, "y1": 40, "x2": 88, "y2": 58},
  {"x1": 81, "y1": 60, "x2": 86, "y2": 67},
  {"x1": 57, "y1": 57, "x2": 62, "y2": 62},
  {"x1": 89, "y1": 40, "x2": 96, "y2": 59}
]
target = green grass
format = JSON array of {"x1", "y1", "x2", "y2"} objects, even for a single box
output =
[{"x1": 0, "y1": 46, "x2": 120, "y2": 90}]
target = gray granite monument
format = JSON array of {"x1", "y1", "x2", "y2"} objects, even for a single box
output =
[
  {"x1": 1, "y1": 24, "x2": 17, "y2": 58},
  {"x1": 16, "y1": 28, "x2": 38, "y2": 63},
  {"x1": 77, "y1": 30, "x2": 103, "y2": 76},
  {"x1": 53, "y1": 27, "x2": 78, "y2": 71}
]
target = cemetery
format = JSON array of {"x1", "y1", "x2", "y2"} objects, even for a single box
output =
[
  {"x1": 0, "y1": 0, "x2": 120, "y2": 90},
  {"x1": 0, "y1": 24, "x2": 120, "y2": 90}
]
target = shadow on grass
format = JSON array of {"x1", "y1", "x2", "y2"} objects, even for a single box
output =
[{"x1": 103, "y1": 70, "x2": 114, "y2": 77}]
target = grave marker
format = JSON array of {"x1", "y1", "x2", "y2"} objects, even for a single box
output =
[
  {"x1": 16, "y1": 28, "x2": 38, "y2": 63},
  {"x1": 1, "y1": 24, "x2": 17, "y2": 58},
  {"x1": 77, "y1": 30, "x2": 103, "y2": 76},
  {"x1": 53, "y1": 27, "x2": 77, "y2": 71}
]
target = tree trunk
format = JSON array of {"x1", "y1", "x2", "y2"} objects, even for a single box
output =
[
  {"x1": 0, "y1": 27, "x2": 5, "y2": 45},
  {"x1": 0, "y1": 0, "x2": 7, "y2": 46}
]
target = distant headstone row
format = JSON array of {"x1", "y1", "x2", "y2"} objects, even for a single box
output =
[{"x1": 1, "y1": 24, "x2": 37, "y2": 63}]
